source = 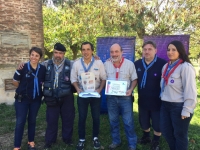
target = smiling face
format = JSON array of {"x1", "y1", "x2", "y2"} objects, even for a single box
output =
[
  {"x1": 142, "y1": 44, "x2": 157, "y2": 62},
  {"x1": 167, "y1": 44, "x2": 180, "y2": 63},
  {"x1": 29, "y1": 50, "x2": 41, "y2": 65},
  {"x1": 110, "y1": 44, "x2": 123, "y2": 62},
  {"x1": 81, "y1": 44, "x2": 93, "y2": 61},
  {"x1": 53, "y1": 49, "x2": 65, "y2": 64}
]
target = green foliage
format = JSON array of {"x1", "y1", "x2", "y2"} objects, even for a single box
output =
[{"x1": 43, "y1": 0, "x2": 200, "y2": 60}]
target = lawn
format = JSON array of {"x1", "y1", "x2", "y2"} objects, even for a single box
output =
[{"x1": 0, "y1": 81, "x2": 199, "y2": 150}]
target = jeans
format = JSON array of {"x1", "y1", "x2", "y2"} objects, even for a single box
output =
[
  {"x1": 14, "y1": 99, "x2": 41, "y2": 147},
  {"x1": 107, "y1": 96, "x2": 137, "y2": 149},
  {"x1": 45, "y1": 93, "x2": 75, "y2": 144},
  {"x1": 160, "y1": 101, "x2": 192, "y2": 150},
  {"x1": 77, "y1": 96, "x2": 101, "y2": 139}
]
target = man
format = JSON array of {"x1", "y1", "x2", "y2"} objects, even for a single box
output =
[
  {"x1": 134, "y1": 41, "x2": 166, "y2": 150},
  {"x1": 43, "y1": 43, "x2": 75, "y2": 149},
  {"x1": 104, "y1": 43, "x2": 137, "y2": 150},
  {"x1": 70, "y1": 42, "x2": 106, "y2": 150}
]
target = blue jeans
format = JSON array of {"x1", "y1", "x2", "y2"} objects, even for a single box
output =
[
  {"x1": 160, "y1": 101, "x2": 192, "y2": 150},
  {"x1": 14, "y1": 99, "x2": 41, "y2": 147},
  {"x1": 106, "y1": 96, "x2": 137, "y2": 149},
  {"x1": 77, "y1": 96, "x2": 101, "y2": 139}
]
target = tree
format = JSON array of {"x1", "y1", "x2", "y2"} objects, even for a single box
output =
[{"x1": 43, "y1": 0, "x2": 200, "y2": 60}]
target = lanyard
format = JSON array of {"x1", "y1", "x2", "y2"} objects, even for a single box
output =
[
  {"x1": 113, "y1": 57, "x2": 124, "y2": 79},
  {"x1": 27, "y1": 61, "x2": 40, "y2": 99},
  {"x1": 81, "y1": 57, "x2": 95, "y2": 72}
]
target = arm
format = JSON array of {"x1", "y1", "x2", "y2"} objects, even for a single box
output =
[
  {"x1": 181, "y1": 63, "x2": 197, "y2": 119},
  {"x1": 96, "y1": 80, "x2": 106, "y2": 94},
  {"x1": 12, "y1": 80, "x2": 19, "y2": 87},
  {"x1": 72, "y1": 82, "x2": 83, "y2": 94},
  {"x1": 126, "y1": 79, "x2": 137, "y2": 96}
]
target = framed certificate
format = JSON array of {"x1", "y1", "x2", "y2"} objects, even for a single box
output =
[{"x1": 105, "y1": 80, "x2": 128, "y2": 96}]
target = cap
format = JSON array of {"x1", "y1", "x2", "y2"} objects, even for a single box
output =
[{"x1": 54, "y1": 43, "x2": 66, "y2": 52}]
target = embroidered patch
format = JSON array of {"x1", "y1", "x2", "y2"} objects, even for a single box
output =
[
  {"x1": 94, "y1": 68, "x2": 98, "y2": 70},
  {"x1": 65, "y1": 66, "x2": 70, "y2": 70},
  {"x1": 137, "y1": 68, "x2": 141, "y2": 71},
  {"x1": 154, "y1": 73, "x2": 157, "y2": 76},
  {"x1": 170, "y1": 79, "x2": 174, "y2": 83},
  {"x1": 65, "y1": 76, "x2": 69, "y2": 81}
]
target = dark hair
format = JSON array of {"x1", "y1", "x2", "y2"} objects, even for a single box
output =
[
  {"x1": 142, "y1": 41, "x2": 157, "y2": 49},
  {"x1": 29, "y1": 47, "x2": 43, "y2": 58},
  {"x1": 167, "y1": 40, "x2": 191, "y2": 64},
  {"x1": 81, "y1": 42, "x2": 94, "y2": 51}
]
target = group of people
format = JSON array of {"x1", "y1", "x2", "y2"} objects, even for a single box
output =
[{"x1": 12, "y1": 40, "x2": 197, "y2": 150}]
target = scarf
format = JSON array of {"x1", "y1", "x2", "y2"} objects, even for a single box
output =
[
  {"x1": 27, "y1": 61, "x2": 40, "y2": 99},
  {"x1": 140, "y1": 55, "x2": 157, "y2": 89},
  {"x1": 81, "y1": 57, "x2": 95, "y2": 72},
  {"x1": 160, "y1": 59, "x2": 183, "y2": 93},
  {"x1": 53, "y1": 58, "x2": 65, "y2": 89}
]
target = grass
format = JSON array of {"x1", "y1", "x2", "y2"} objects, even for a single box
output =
[{"x1": 0, "y1": 82, "x2": 199, "y2": 150}]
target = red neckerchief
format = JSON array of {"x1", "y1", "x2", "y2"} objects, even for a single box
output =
[
  {"x1": 112, "y1": 57, "x2": 124, "y2": 80},
  {"x1": 162, "y1": 59, "x2": 183, "y2": 85}
]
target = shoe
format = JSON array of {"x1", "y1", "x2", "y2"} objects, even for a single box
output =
[
  {"x1": 137, "y1": 136, "x2": 151, "y2": 145},
  {"x1": 128, "y1": 147, "x2": 135, "y2": 150},
  {"x1": 93, "y1": 138, "x2": 101, "y2": 149},
  {"x1": 43, "y1": 143, "x2": 52, "y2": 150},
  {"x1": 65, "y1": 139, "x2": 74, "y2": 146},
  {"x1": 76, "y1": 141, "x2": 85, "y2": 150},
  {"x1": 151, "y1": 141, "x2": 160, "y2": 150},
  {"x1": 109, "y1": 143, "x2": 120, "y2": 150},
  {"x1": 28, "y1": 142, "x2": 36, "y2": 150}
]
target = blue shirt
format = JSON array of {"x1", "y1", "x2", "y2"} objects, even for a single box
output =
[{"x1": 13, "y1": 63, "x2": 46, "y2": 101}]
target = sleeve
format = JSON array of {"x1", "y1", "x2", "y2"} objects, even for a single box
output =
[
  {"x1": 99, "y1": 61, "x2": 107, "y2": 80},
  {"x1": 181, "y1": 64, "x2": 197, "y2": 117},
  {"x1": 70, "y1": 61, "x2": 78, "y2": 83},
  {"x1": 130, "y1": 62, "x2": 138, "y2": 81},
  {"x1": 13, "y1": 68, "x2": 25, "y2": 82}
]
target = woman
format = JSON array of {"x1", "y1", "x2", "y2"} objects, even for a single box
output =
[
  {"x1": 13, "y1": 47, "x2": 46, "y2": 150},
  {"x1": 160, "y1": 40, "x2": 197, "y2": 150}
]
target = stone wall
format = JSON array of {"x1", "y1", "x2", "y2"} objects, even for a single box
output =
[{"x1": 0, "y1": 0, "x2": 43, "y2": 104}]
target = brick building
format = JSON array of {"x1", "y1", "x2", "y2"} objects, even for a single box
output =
[{"x1": 0, "y1": 0, "x2": 43, "y2": 104}]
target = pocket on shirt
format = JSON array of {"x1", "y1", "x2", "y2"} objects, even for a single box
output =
[{"x1": 168, "y1": 73, "x2": 181, "y2": 87}]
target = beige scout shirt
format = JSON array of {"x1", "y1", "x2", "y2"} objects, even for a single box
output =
[
  {"x1": 104, "y1": 58, "x2": 137, "y2": 89},
  {"x1": 160, "y1": 62, "x2": 197, "y2": 117},
  {"x1": 70, "y1": 59, "x2": 107, "y2": 90}
]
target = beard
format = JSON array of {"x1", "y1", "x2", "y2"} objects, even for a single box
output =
[
  {"x1": 111, "y1": 56, "x2": 121, "y2": 62},
  {"x1": 53, "y1": 57, "x2": 63, "y2": 64}
]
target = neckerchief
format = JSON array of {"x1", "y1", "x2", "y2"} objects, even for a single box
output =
[
  {"x1": 53, "y1": 58, "x2": 65, "y2": 89},
  {"x1": 160, "y1": 59, "x2": 183, "y2": 93},
  {"x1": 140, "y1": 55, "x2": 157, "y2": 89},
  {"x1": 112, "y1": 57, "x2": 124, "y2": 80},
  {"x1": 81, "y1": 57, "x2": 95, "y2": 72},
  {"x1": 27, "y1": 61, "x2": 40, "y2": 99}
]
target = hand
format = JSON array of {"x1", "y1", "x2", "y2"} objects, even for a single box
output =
[
  {"x1": 17, "y1": 62, "x2": 25, "y2": 70},
  {"x1": 95, "y1": 88, "x2": 101, "y2": 94},
  {"x1": 94, "y1": 55, "x2": 100, "y2": 60},
  {"x1": 126, "y1": 89, "x2": 132, "y2": 96},
  {"x1": 181, "y1": 115, "x2": 189, "y2": 119},
  {"x1": 76, "y1": 88, "x2": 83, "y2": 94}
]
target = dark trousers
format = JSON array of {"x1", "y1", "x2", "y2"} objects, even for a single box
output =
[
  {"x1": 160, "y1": 101, "x2": 192, "y2": 150},
  {"x1": 14, "y1": 99, "x2": 41, "y2": 147},
  {"x1": 45, "y1": 93, "x2": 75, "y2": 144},
  {"x1": 77, "y1": 96, "x2": 101, "y2": 139}
]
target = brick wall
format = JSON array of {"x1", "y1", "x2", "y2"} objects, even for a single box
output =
[
  {"x1": 0, "y1": 0, "x2": 44, "y2": 66},
  {"x1": 0, "y1": 0, "x2": 43, "y2": 104}
]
